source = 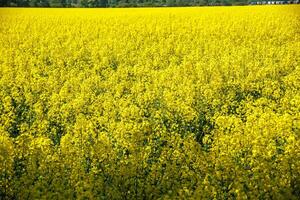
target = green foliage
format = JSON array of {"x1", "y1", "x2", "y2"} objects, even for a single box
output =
[{"x1": 0, "y1": 0, "x2": 249, "y2": 7}]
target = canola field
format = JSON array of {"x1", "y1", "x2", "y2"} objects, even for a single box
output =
[{"x1": 1, "y1": 6, "x2": 300, "y2": 199}]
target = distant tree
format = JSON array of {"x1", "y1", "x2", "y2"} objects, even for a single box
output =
[
  {"x1": 99, "y1": 0, "x2": 108, "y2": 7},
  {"x1": 80, "y1": 0, "x2": 88, "y2": 6},
  {"x1": 0, "y1": 0, "x2": 254, "y2": 8},
  {"x1": 40, "y1": 0, "x2": 50, "y2": 6},
  {"x1": 107, "y1": 0, "x2": 117, "y2": 6},
  {"x1": 49, "y1": 0, "x2": 62, "y2": 6},
  {"x1": 0, "y1": 0, "x2": 7, "y2": 6},
  {"x1": 175, "y1": 0, "x2": 187, "y2": 6},
  {"x1": 166, "y1": 0, "x2": 175, "y2": 6}
]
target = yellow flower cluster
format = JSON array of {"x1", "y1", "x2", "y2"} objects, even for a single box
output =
[{"x1": 0, "y1": 6, "x2": 300, "y2": 199}]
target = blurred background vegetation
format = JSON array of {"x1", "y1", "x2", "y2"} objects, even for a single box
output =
[{"x1": 0, "y1": 0, "x2": 258, "y2": 8}]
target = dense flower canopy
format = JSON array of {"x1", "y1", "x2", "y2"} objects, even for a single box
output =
[{"x1": 0, "y1": 6, "x2": 300, "y2": 199}]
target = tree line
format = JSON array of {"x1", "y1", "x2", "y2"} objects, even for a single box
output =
[{"x1": 0, "y1": 0, "x2": 250, "y2": 7}]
